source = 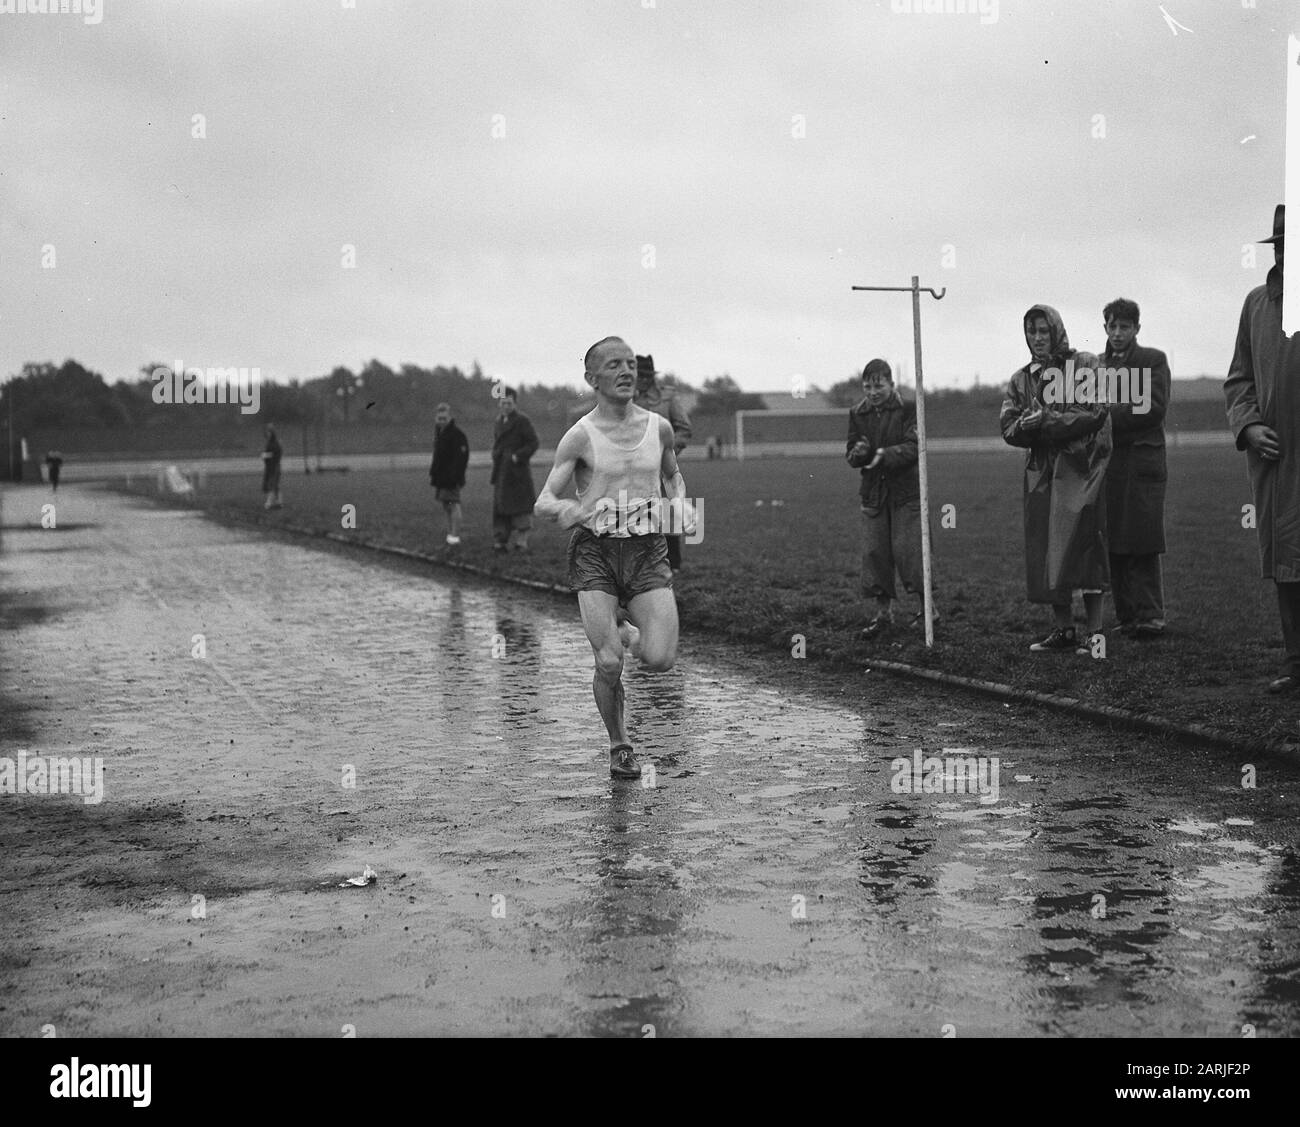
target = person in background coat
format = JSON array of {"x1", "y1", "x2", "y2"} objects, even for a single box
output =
[
  {"x1": 44, "y1": 450, "x2": 63, "y2": 493},
  {"x1": 261, "y1": 424, "x2": 283, "y2": 510},
  {"x1": 491, "y1": 387, "x2": 539, "y2": 552},
  {"x1": 1225, "y1": 204, "x2": 1300, "y2": 693},
  {"x1": 430, "y1": 402, "x2": 470, "y2": 546},
  {"x1": 634, "y1": 354, "x2": 692, "y2": 570},
  {"x1": 1101, "y1": 298, "x2": 1171, "y2": 637},
  {"x1": 1001, "y1": 304, "x2": 1111, "y2": 655}
]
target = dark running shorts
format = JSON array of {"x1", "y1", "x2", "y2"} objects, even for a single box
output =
[{"x1": 567, "y1": 528, "x2": 673, "y2": 603}]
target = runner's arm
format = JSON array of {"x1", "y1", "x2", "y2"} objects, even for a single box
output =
[
  {"x1": 659, "y1": 416, "x2": 685, "y2": 500},
  {"x1": 534, "y1": 427, "x2": 588, "y2": 527},
  {"x1": 659, "y1": 417, "x2": 696, "y2": 535}
]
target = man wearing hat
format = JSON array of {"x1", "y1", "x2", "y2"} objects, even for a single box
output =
[
  {"x1": 1225, "y1": 204, "x2": 1300, "y2": 691},
  {"x1": 634, "y1": 354, "x2": 692, "y2": 569}
]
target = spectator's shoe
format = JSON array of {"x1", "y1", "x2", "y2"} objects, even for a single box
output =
[
  {"x1": 1076, "y1": 631, "x2": 1105, "y2": 656},
  {"x1": 609, "y1": 744, "x2": 641, "y2": 779},
  {"x1": 1267, "y1": 675, "x2": 1300, "y2": 694},
  {"x1": 860, "y1": 613, "x2": 892, "y2": 640},
  {"x1": 1030, "y1": 626, "x2": 1077, "y2": 652},
  {"x1": 1134, "y1": 620, "x2": 1165, "y2": 638},
  {"x1": 446, "y1": 534, "x2": 461, "y2": 546},
  {"x1": 910, "y1": 609, "x2": 941, "y2": 629},
  {"x1": 1117, "y1": 621, "x2": 1136, "y2": 637}
]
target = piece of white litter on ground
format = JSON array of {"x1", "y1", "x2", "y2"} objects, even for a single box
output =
[
  {"x1": 341, "y1": 865, "x2": 378, "y2": 887},
  {"x1": 1014, "y1": 775, "x2": 1033, "y2": 782}
]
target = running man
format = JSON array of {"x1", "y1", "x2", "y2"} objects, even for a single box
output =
[{"x1": 535, "y1": 336, "x2": 693, "y2": 778}]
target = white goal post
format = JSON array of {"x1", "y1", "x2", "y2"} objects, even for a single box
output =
[{"x1": 733, "y1": 408, "x2": 853, "y2": 462}]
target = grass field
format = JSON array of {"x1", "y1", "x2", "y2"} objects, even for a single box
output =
[{"x1": 116, "y1": 446, "x2": 1298, "y2": 746}]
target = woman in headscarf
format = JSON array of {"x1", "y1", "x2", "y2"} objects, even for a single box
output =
[{"x1": 1000, "y1": 304, "x2": 1112, "y2": 654}]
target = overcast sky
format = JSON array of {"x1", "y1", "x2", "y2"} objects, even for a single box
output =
[{"x1": 0, "y1": 0, "x2": 1292, "y2": 394}]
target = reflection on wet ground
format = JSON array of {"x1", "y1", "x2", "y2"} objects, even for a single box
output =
[{"x1": 2, "y1": 488, "x2": 1299, "y2": 1036}]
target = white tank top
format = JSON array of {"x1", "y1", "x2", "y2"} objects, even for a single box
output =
[{"x1": 576, "y1": 411, "x2": 664, "y2": 536}]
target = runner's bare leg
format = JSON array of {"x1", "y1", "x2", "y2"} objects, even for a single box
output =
[
  {"x1": 626, "y1": 587, "x2": 678, "y2": 672},
  {"x1": 578, "y1": 590, "x2": 629, "y2": 748}
]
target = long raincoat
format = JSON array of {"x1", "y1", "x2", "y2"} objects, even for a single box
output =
[
  {"x1": 490, "y1": 410, "x2": 539, "y2": 517},
  {"x1": 1000, "y1": 305, "x2": 1112, "y2": 603},
  {"x1": 1224, "y1": 266, "x2": 1300, "y2": 581}
]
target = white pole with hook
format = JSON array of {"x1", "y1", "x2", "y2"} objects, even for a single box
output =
[{"x1": 850, "y1": 277, "x2": 946, "y2": 647}]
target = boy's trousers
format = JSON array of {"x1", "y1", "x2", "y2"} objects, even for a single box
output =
[
  {"x1": 861, "y1": 499, "x2": 923, "y2": 601},
  {"x1": 1109, "y1": 552, "x2": 1164, "y2": 625}
]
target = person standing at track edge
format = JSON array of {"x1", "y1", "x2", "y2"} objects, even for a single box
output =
[
  {"x1": 534, "y1": 336, "x2": 693, "y2": 779},
  {"x1": 1225, "y1": 204, "x2": 1300, "y2": 694},
  {"x1": 44, "y1": 450, "x2": 63, "y2": 493},
  {"x1": 1001, "y1": 304, "x2": 1111, "y2": 654},
  {"x1": 261, "y1": 423, "x2": 282, "y2": 510},
  {"x1": 430, "y1": 402, "x2": 469, "y2": 546},
  {"x1": 490, "y1": 388, "x2": 538, "y2": 552},
  {"x1": 845, "y1": 359, "x2": 931, "y2": 638},
  {"x1": 1101, "y1": 298, "x2": 1170, "y2": 637},
  {"x1": 634, "y1": 353, "x2": 692, "y2": 571}
]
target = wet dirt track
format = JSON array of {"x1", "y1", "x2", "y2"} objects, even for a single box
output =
[{"x1": 2, "y1": 486, "x2": 1299, "y2": 1037}]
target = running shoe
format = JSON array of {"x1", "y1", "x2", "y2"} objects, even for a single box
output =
[{"x1": 610, "y1": 744, "x2": 641, "y2": 779}]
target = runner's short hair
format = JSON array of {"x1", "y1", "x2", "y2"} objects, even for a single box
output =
[
  {"x1": 584, "y1": 336, "x2": 627, "y2": 373},
  {"x1": 1103, "y1": 298, "x2": 1140, "y2": 324}
]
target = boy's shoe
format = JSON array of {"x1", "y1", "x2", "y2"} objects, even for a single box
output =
[
  {"x1": 1134, "y1": 620, "x2": 1165, "y2": 637},
  {"x1": 1267, "y1": 675, "x2": 1300, "y2": 695},
  {"x1": 860, "y1": 613, "x2": 892, "y2": 639},
  {"x1": 610, "y1": 744, "x2": 641, "y2": 779},
  {"x1": 910, "y1": 609, "x2": 941, "y2": 629},
  {"x1": 1029, "y1": 626, "x2": 1077, "y2": 652},
  {"x1": 446, "y1": 534, "x2": 461, "y2": 546},
  {"x1": 1117, "y1": 621, "x2": 1136, "y2": 637},
  {"x1": 493, "y1": 543, "x2": 508, "y2": 554}
]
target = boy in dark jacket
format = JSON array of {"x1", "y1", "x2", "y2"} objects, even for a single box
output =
[
  {"x1": 1101, "y1": 298, "x2": 1170, "y2": 636},
  {"x1": 846, "y1": 359, "x2": 928, "y2": 637},
  {"x1": 491, "y1": 388, "x2": 539, "y2": 551},
  {"x1": 430, "y1": 402, "x2": 470, "y2": 545}
]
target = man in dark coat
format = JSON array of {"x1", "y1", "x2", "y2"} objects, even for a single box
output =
[
  {"x1": 1225, "y1": 204, "x2": 1300, "y2": 693},
  {"x1": 430, "y1": 402, "x2": 470, "y2": 546},
  {"x1": 846, "y1": 359, "x2": 929, "y2": 637},
  {"x1": 634, "y1": 354, "x2": 692, "y2": 570},
  {"x1": 44, "y1": 450, "x2": 63, "y2": 493},
  {"x1": 261, "y1": 424, "x2": 282, "y2": 509},
  {"x1": 490, "y1": 387, "x2": 539, "y2": 551},
  {"x1": 1101, "y1": 298, "x2": 1171, "y2": 636}
]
